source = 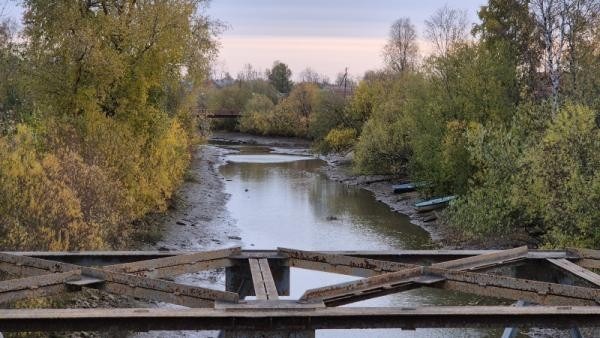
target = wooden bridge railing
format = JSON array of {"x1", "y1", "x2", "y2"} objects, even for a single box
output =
[{"x1": 1, "y1": 247, "x2": 600, "y2": 335}]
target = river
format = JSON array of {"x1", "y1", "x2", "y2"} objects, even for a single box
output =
[{"x1": 215, "y1": 143, "x2": 501, "y2": 337}]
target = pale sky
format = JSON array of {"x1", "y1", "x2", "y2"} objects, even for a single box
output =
[{"x1": 2, "y1": 0, "x2": 487, "y2": 80}]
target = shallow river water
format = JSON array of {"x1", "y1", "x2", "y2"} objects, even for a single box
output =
[{"x1": 217, "y1": 145, "x2": 501, "y2": 338}]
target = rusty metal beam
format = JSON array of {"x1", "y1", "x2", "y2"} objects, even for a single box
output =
[
  {"x1": 0, "y1": 271, "x2": 82, "y2": 304},
  {"x1": 426, "y1": 267, "x2": 600, "y2": 306},
  {"x1": 299, "y1": 267, "x2": 440, "y2": 306},
  {"x1": 1, "y1": 306, "x2": 600, "y2": 332},
  {"x1": 105, "y1": 247, "x2": 240, "y2": 278},
  {"x1": 279, "y1": 248, "x2": 417, "y2": 277}
]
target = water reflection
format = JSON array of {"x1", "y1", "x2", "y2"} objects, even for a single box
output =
[
  {"x1": 220, "y1": 156, "x2": 430, "y2": 250},
  {"x1": 219, "y1": 146, "x2": 501, "y2": 337}
]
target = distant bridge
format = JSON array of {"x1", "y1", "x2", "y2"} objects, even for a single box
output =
[
  {"x1": 1, "y1": 246, "x2": 600, "y2": 336},
  {"x1": 197, "y1": 108, "x2": 241, "y2": 119}
]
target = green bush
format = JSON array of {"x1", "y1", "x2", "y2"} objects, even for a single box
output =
[
  {"x1": 519, "y1": 104, "x2": 600, "y2": 247},
  {"x1": 323, "y1": 128, "x2": 357, "y2": 152}
]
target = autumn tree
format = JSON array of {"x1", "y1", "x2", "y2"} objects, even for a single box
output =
[
  {"x1": 267, "y1": 61, "x2": 293, "y2": 94},
  {"x1": 383, "y1": 18, "x2": 419, "y2": 72},
  {"x1": 24, "y1": 0, "x2": 219, "y2": 119},
  {"x1": 0, "y1": 0, "x2": 220, "y2": 251},
  {"x1": 474, "y1": 0, "x2": 542, "y2": 96}
]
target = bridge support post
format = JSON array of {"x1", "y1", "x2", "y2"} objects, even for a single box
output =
[{"x1": 225, "y1": 258, "x2": 290, "y2": 298}]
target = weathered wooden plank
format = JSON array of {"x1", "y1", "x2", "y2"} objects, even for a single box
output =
[
  {"x1": 1, "y1": 306, "x2": 600, "y2": 332},
  {"x1": 279, "y1": 247, "x2": 417, "y2": 277},
  {"x1": 248, "y1": 259, "x2": 280, "y2": 300},
  {"x1": 258, "y1": 259, "x2": 279, "y2": 300},
  {"x1": 249, "y1": 259, "x2": 267, "y2": 300},
  {"x1": 568, "y1": 248, "x2": 600, "y2": 260},
  {"x1": 567, "y1": 248, "x2": 600, "y2": 270},
  {"x1": 80, "y1": 266, "x2": 239, "y2": 306},
  {"x1": 577, "y1": 259, "x2": 600, "y2": 270},
  {"x1": 426, "y1": 267, "x2": 600, "y2": 305},
  {"x1": 432, "y1": 246, "x2": 528, "y2": 271},
  {"x1": 0, "y1": 271, "x2": 81, "y2": 304},
  {"x1": 547, "y1": 258, "x2": 600, "y2": 287},
  {"x1": 0, "y1": 252, "x2": 238, "y2": 307},
  {"x1": 299, "y1": 267, "x2": 427, "y2": 305},
  {"x1": 105, "y1": 247, "x2": 240, "y2": 278},
  {"x1": 0, "y1": 253, "x2": 79, "y2": 277}
]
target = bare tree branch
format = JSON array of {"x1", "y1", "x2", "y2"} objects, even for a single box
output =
[
  {"x1": 383, "y1": 18, "x2": 419, "y2": 72},
  {"x1": 425, "y1": 5, "x2": 469, "y2": 57}
]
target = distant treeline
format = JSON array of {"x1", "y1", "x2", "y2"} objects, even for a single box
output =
[
  {"x1": 206, "y1": 1, "x2": 600, "y2": 248},
  {"x1": 0, "y1": 1, "x2": 218, "y2": 250}
]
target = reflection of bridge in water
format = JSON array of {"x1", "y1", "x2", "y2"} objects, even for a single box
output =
[{"x1": 1, "y1": 247, "x2": 600, "y2": 336}]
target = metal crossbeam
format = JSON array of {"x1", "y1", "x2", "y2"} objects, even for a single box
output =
[{"x1": 1, "y1": 306, "x2": 600, "y2": 332}]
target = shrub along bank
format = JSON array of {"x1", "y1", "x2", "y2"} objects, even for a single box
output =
[{"x1": 0, "y1": 1, "x2": 218, "y2": 251}]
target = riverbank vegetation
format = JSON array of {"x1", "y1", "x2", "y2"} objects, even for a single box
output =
[
  {"x1": 0, "y1": 1, "x2": 218, "y2": 250},
  {"x1": 206, "y1": 0, "x2": 600, "y2": 248}
]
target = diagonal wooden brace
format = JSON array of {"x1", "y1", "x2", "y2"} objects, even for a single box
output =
[
  {"x1": 432, "y1": 246, "x2": 529, "y2": 271},
  {"x1": 0, "y1": 252, "x2": 238, "y2": 307},
  {"x1": 425, "y1": 266, "x2": 600, "y2": 306},
  {"x1": 547, "y1": 258, "x2": 600, "y2": 287},
  {"x1": 279, "y1": 247, "x2": 418, "y2": 277},
  {"x1": 0, "y1": 270, "x2": 82, "y2": 304},
  {"x1": 299, "y1": 267, "x2": 432, "y2": 306},
  {"x1": 105, "y1": 247, "x2": 241, "y2": 278}
]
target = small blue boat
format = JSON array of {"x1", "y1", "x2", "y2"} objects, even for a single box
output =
[
  {"x1": 393, "y1": 181, "x2": 429, "y2": 194},
  {"x1": 414, "y1": 196, "x2": 456, "y2": 212},
  {"x1": 392, "y1": 183, "x2": 416, "y2": 194}
]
